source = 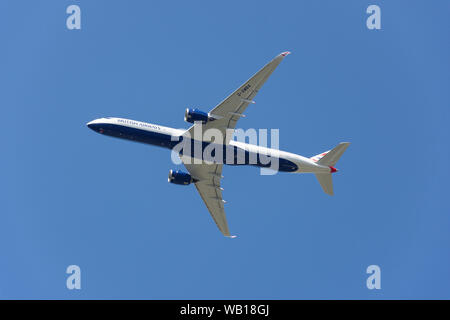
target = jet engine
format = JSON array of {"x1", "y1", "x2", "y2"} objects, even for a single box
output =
[
  {"x1": 168, "y1": 169, "x2": 193, "y2": 185},
  {"x1": 184, "y1": 108, "x2": 214, "y2": 124}
]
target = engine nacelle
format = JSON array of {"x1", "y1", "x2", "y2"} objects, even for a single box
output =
[
  {"x1": 168, "y1": 169, "x2": 193, "y2": 185},
  {"x1": 184, "y1": 108, "x2": 212, "y2": 124}
]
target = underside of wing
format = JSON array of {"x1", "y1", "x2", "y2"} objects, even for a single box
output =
[
  {"x1": 178, "y1": 52, "x2": 291, "y2": 236},
  {"x1": 186, "y1": 52, "x2": 291, "y2": 144},
  {"x1": 182, "y1": 158, "x2": 232, "y2": 237}
]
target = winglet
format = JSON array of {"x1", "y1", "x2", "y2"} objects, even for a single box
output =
[{"x1": 280, "y1": 51, "x2": 291, "y2": 57}]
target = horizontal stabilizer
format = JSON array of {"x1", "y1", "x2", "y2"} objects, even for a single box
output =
[
  {"x1": 315, "y1": 173, "x2": 334, "y2": 195},
  {"x1": 317, "y1": 142, "x2": 350, "y2": 167}
]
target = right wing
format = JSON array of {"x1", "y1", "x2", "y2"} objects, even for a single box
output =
[{"x1": 182, "y1": 158, "x2": 232, "y2": 237}]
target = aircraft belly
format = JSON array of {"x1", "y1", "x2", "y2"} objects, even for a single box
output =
[{"x1": 177, "y1": 140, "x2": 298, "y2": 172}]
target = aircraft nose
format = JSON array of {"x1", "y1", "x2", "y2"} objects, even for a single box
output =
[
  {"x1": 86, "y1": 120, "x2": 95, "y2": 130},
  {"x1": 86, "y1": 119, "x2": 105, "y2": 134},
  {"x1": 86, "y1": 120, "x2": 102, "y2": 132}
]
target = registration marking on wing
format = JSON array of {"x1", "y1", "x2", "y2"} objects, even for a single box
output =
[{"x1": 237, "y1": 84, "x2": 251, "y2": 97}]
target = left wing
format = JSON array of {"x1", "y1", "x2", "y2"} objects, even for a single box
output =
[
  {"x1": 182, "y1": 159, "x2": 232, "y2": 237},
  {"x1": 186, "y1": 51, "x2": 291, "y2": 144}
]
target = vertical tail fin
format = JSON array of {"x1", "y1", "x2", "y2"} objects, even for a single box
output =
[{"x1": 312, "y1": 142, "x2": 350, "y2": 196}]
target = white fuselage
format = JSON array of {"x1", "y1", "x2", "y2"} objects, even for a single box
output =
[{"x1": 87, "y1": 117, "x2": 332, "y2": 174}]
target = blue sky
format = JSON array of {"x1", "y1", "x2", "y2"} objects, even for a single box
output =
[{"x1": 1, "y1": 0, "x2": 449, "y2": 299}]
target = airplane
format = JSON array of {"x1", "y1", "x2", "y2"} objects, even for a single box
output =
[{"x1": 87, "y1": 52, "x2": 350, "y2": 237}]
